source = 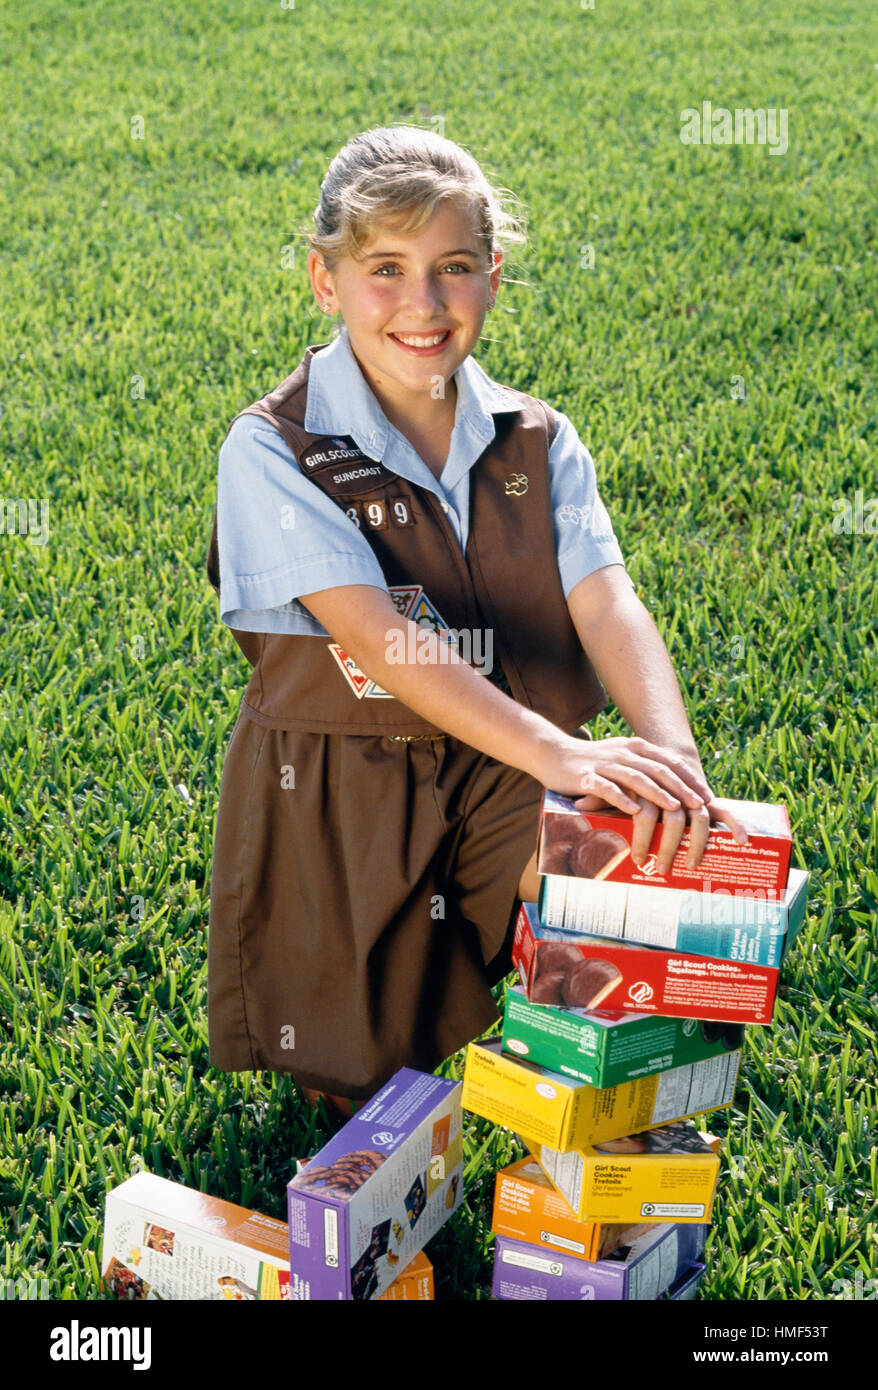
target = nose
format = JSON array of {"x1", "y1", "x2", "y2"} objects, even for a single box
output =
[{"x1": 404, "y1": 272, "x2": 447, "y2": 318}]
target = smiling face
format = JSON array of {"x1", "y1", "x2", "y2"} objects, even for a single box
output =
[{"x1": 308, "y1": 197, "x2": 502, "y2": 424}]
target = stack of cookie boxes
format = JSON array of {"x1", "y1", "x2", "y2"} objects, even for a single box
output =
[{"x1": 462, "y1": 792, "x2": 809, "y2": 1301}]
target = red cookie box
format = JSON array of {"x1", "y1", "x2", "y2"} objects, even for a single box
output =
[
  {"x1": 513, "y1": 902, "x2": 784, "y2": 1025},
  {"x1": 537, "y1": 790, "x2": 791, "y2": 896}
]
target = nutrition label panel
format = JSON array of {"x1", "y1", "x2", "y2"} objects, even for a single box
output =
[{"x1": 652, "y1": 1053, "x2": 740, "y2": 1124}]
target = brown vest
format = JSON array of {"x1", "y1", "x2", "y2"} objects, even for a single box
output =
[{"x1": 206, "y1": 343, "x2": 607, "y2": 736}]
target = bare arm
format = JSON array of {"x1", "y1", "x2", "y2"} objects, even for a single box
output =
[
  {"x1": 566, "y1": 565, "x2": 704, "y2": 760},
  {"x1": 298, "y1": 582, "x2": 711, "y2": 816},
  {"x1": 566, "y1": 564, "x2": 748, "y2": 868}
]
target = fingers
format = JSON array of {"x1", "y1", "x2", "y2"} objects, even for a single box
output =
[
  {"x1": 630, "y1": 798, "x2": 658, "y2": 866},
  {"x1": 574, "y1": 755, "x2": 682, "y2": 813},
  {"x1": 650, "y1": 801, "x2": 713, "y2": 874},
  {"x1": 591, "y1": 739, "x2": 705, "y2": 811},
  {"x1": 684, "y1": 803, "x2": 711, "y2": 869},
  {"x1": 620, "y1": 738, "x2": 713, "y2": 803},
  {"x1": 576, "y1": 772, "x2": 640, "y2": 816},
  {"x1": 567, "y1": 769, "x2": 747, "y2": 877},
  {"x1": 616, "y1": 753, "x2": 705, "y2": 811},
  {"x1": 630, "y1": 801, "x2": 711, "y2": 873},
  {"x1": 594, "y1": 762, "x2": 689, "y2": 813},
  {"x1": 571, "y1": 793, "x2": 611, "y2": 812},
  {"x1": 560, "y1": 738, "x2": 733, "y2": 839},
  {"x1": 655, "y1": 806, "x2": 687, "y2": 876},
  {"x1": 706, "y1": 798, "x2": 749, "y2": 846}
]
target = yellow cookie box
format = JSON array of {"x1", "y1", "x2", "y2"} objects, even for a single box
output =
[
  {"x1": 461, "y1": 1038, "x2": 739, "y2": 1152},
  {"x1": 523, "y1": 1125, "x2": 721, "y2": 1224}
]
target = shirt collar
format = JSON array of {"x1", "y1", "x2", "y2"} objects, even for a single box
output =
[{"x1": 303, "y1": 325, "x2": 523, "y2": 457}]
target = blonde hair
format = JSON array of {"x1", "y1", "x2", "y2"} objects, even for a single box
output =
[{"x1": 302, "y1": 125, "x2": 527, "y2": 279}]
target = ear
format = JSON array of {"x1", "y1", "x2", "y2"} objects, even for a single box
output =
[
  {"x1": 308, "y1": 249, "x2": 336, "y2": 313},
  {"x1": 488, "y1": 249, "x2": 504, "y2": 304}
]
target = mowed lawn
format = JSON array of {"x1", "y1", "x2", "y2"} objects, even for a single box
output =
[{"x1": 0, "y1": 0, "x2": 875, "y2": 1300}]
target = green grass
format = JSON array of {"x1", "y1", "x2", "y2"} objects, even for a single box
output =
[{"x1": 1, "y1": 0, "x2": 876, "y2": 1300}]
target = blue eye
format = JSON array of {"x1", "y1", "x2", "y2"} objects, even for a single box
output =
[{"x1": 371, "y1": 263, "x2": 470, "y2": 276}]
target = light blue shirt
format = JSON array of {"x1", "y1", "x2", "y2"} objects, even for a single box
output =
[{"x1": 215, "y1": 326, "x2": 627, "y2": 634}]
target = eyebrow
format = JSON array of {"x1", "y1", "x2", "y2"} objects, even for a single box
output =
[{"x1": 361, "y1": 247, "x2": 481, "y2": 260}]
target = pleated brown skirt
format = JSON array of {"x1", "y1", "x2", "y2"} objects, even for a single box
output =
[{"x1": 207, "y1": 706, "x2": 547, "y2": 1099}]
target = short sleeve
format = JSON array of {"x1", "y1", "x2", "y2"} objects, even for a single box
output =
[
  {"x1": 547, "y1": 411, "x2": 631, "y2": 599},
  {"x1": 216, "y1": 416, "x2": 390, "y2": 635}
]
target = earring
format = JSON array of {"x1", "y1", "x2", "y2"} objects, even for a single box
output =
[{"x1": 322, "y1": 303, "x2": 332, "y2": 313}]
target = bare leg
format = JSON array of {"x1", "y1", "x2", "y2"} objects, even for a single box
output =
[
  {"x1": 301, "y1": 1087, "x2": 361, "y2": 1121},
  {"x1": 517, "y1": 849, "x2": 540, "y2": 904}
]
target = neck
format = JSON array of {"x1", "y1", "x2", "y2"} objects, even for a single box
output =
[
  {"x1": 343, "y1": 333, "x2": 459, "y2": 434},
  {"x1": 378, "y1": 376, "x2": 458, "y2": 437}
]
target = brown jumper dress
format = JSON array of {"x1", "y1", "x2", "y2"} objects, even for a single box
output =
[{"x1": 206, "y1": 345, "x2": 607, "y2": 1099}]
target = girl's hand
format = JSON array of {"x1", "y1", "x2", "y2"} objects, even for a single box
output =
[
  {"x1": 540, "y1": 735, "x2": 749, "y2": 873},
  {"x1": 541, "y1": 735, "x2": 713, "y2": 818}
]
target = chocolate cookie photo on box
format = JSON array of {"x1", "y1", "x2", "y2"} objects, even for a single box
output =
[
  {"x1": 290, "y1": 1149, "x2": 386, "y2": 1201},
  {"x1": 527, "y1": 940, "x2": 623, "y2": 1009}
]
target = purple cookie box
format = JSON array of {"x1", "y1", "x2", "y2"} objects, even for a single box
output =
[
  {"x1": 287, "y1": 1068, "x2": 463, "y2": 1300},
  {"x1": 659, "y1": 1262, "x2": 706, "y2": 1300},
  {"x1": 492, "y1": 1223, "x2": 707, "y2": 1301}
]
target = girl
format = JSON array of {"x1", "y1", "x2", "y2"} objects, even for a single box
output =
[{"x1": 206, "y1": 125, "x2": 746, "y2": 1117}]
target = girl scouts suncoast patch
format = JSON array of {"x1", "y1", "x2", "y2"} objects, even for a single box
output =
[
  {"x1": 298, "y1": 436, "x2": 372, "y2": 473},
  {"x1": 298, "y1": 436, "x2": 396, "y2": 495},
  {"x1": 328, "y1": 585, "x2": 455, "y2": 698}
]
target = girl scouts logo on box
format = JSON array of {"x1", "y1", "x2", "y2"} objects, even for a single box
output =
[
  {"x1": 299, "y1": 436, "x2": 396, "y2": 495},
  {"x1": 328, "y1": 585, "x2": 454, "y2": 699},
  {"x1": 628, "y1": 981, "x2": 655, "y2": 1005}
]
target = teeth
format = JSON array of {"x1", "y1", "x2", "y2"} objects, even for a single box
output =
[{"x1": 393, "y1": 332, "x2": 449, "y2": 347}]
